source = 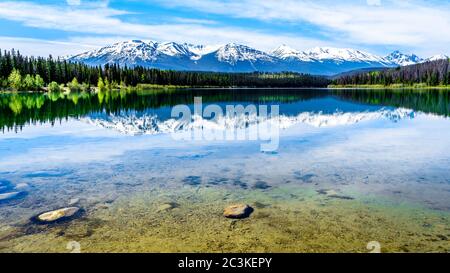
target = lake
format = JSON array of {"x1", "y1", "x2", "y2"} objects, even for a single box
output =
[{"x1": 0, "y1": 88, "x2": 449, "y2": 252}]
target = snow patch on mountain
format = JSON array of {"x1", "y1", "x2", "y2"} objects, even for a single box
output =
[
  {"x1": 385, "y1": 50, "x2": 423, "y2": 66},
  {"x1": 305, "y1": 47, "x2": 390, "y2": 64},
  {"x1": 214, "y1": 43, "x2": 276, "y2": 65},
  {"x1": 186, "y1": 44, "x2": 221, "y2": 60},
  {"x1": 422, "y1": 54, "x2": 449, "y2": 62},
  {"x1": 272, "y1": 45, "x2": 390, "y2": 64},
  {"x1": 271, "y1": 45, "x2": 314, "y2": 61},
  {"x1": 70, "y1": 40, "x2": 159, "y2": 65},
  {"x1": 156, "y1": 42, "x2": 194, "y2": 57}
]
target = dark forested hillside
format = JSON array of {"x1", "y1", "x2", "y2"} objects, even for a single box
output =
[
  {"x1": 333, "y1": 59, "x2": 450, "y2": 86},
  {"x1": 0, "y1": 49, "x2": 330, "y2": 90}
]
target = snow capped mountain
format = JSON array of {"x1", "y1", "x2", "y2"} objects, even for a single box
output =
[
  {"x1": 384, "y1": 50, "x2": 423, "y2": 66},
  {"x1": 305, "y1": 47, "x2": 390, "y2": 64},
  {"x1": 157, "y1": 42, "x2": 222, "y2": 60},
  {"x1": 422, "y1": 54, "x2": 449, "y2": 62},
  {"x1": 186, "y1": 44, "x2": 220, "y2": 60},
  {"x1": 382, "y1": 50, "x2": 448, "y2": 66},
  {"x1": 70, "y1": 40, "x2": 222, "y2": 69},
  {"x1": 271, "y1": 45, "x2": 388, "y2": 64},
  {"x1": 68, "y1": 40, "x2": 446, "y2": 75},
  {"x1": 70, "y1": 40, "x2": 159, "y2": 66},
  {"x1": 156, "y1": 42, "x2": 194, "y2": 57},
  {"x1": 214, "y1": 43, "x2": 276, "y2": 65},
  {"x1": 271, "y1": 45, "x2": 313, "y2": 61}
]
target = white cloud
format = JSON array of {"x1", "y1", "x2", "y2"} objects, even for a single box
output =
[
  {"x1": 366, "y1": 0, "x2": 381, "y2": 6},
  {"x1": 0, "y1": 0, "x2": 448, "y2": 57},
  {"x1": 67, "y1": 0, "x2": 81, "y2": 6},
  {"x1": 0, "y1": 36, "x2": 98, "y2": 57},
  {"x1": 0, "y1": 1, "x2": 333, "y2": 56},
  {"x1": 156, "y1": 0, "x2": 450, "y2": 55},
  {"x1": 170, "y1": 17, "x2": 218, "y2": 25}
]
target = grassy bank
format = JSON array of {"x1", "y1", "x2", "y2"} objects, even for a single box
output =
[
  {"x1": 328, "y1": 83, "x2": 450, "y2": 89},
  {"x1": 0, "y1": 84, "x2": 192, "y2": 93}
]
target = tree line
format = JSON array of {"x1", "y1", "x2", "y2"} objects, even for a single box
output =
[
  {"x1": 0, "y1": 49, "x2": 330, "y2": 91},
  {"x1": 333, "y1": 59, "x2": 450, "y2": 86}
]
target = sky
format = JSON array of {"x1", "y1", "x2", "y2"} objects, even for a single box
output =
[{"x1": 0, "y1": 0, "x2": 449, "y2": 57}]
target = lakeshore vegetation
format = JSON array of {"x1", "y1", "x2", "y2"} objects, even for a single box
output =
[
  {"x1": 2, "y1": 49, "x2": 449, "y2": 91},
  {"x1": 331, "y1": 58, "x2": 450, "y2": 88},
  {"x1": 0, "y1": 49, "x2": 330, "y2": 91}
]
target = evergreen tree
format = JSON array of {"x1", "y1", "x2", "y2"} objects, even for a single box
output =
[
  {"x1": 48, "y1": 81, "x2": 60, "y2": 92},
  {"x1": 67, "y1": 77, "x2": 80, "y2": 92},
  {"x1": 35, "y1": 75, "x2": 45, "y2": 90},
  {"x1": 334, "y1": 59, "x2": 450, "y2": 86},
  {"x1": 98, "y1": 77, "x2": 106, "y2": 92},
  {"x1": 0, "y1": 49, "x2": 332, "y2": 89},
  {"x1": 8, "y1": 69, "x2": 22, "y2": 90},
  {"x1": 23, "y1": 74, "x2": 35, "y2": 90}
]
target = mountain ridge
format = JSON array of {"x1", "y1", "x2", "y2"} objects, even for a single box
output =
[{"x1": 69, "y1": 40, "x2": 449, "y2": 76}]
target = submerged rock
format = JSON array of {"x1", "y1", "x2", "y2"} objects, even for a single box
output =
[
  {"x1": 317, "y1": 189, "x2": 338, "y2": 196},
  {"x1": 294, "y1": 173, "x2": 316, "y2": 183},
  {"x1": 183, "y1": 176, "x2": 202, "y2": 186},
  {"x1": 223, "y1": 204, "x2": 254, "y2": 219},
  {"x1": 253, "y1": 201, "x2": 270, "y2": 209},
  {"x1": 68, "y1": 198, "x2": 80, "y2": 206},
  {"x1": 232, "y1": 179, "x2": 248, "y2": 189},
  {"x1": 253, "y1": 181, "x2": 271, "y2": 190},
  {"x1": 157, "y1": 202, "x2": 179, "y2": 212},
  {"x1": 317, "y1": 189, "x2": 354, "y2": 200},
  {"x1": 208, "y1": 177, "x2": 229, "y2": 186},
  {"x1": 328, "y1": 194, "x2": 354, "y2": 200},
  {"x1": 32, "y1": 207, "x2": 81, "y2": 224}
]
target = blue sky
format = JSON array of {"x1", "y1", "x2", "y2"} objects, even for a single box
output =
[{"x1": 0, "y1": 0, "x2": 449, "y2": 57}]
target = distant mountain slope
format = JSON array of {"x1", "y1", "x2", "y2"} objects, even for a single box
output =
[
  {"x1": 333, "y1": 59, "x2": 450, "y2": 86},
  {"x1": 68, "y1": 40, "x2": 448, "y2": 76},
  {"x1": 423, "y1": 54, "x2": 449, "y2": 62},
  {"x1": 330, "y1": 67, "x2": 389, "y2": 80}
]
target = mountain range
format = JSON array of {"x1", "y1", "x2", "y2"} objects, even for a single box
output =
[{"x1": 68, "y1": 40, "x2": 449, "y2": 76}]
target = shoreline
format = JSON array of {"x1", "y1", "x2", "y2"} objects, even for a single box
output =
[
  {"x1": 2, "y1": 86, "x2": 450, "y2": 94},
  {"x1": 0, "y1": 86, "x2": 332, "y2": 93},
  {"x1": 328, "y1": 84, "x2": 450, "y2": 90}
]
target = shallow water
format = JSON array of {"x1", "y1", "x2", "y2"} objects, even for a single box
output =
[{"x1": 0, "y1": 89, "x2": 449, "y2": 253}]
